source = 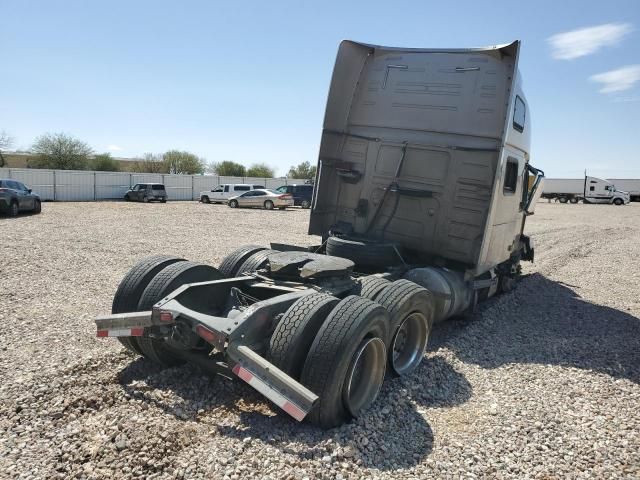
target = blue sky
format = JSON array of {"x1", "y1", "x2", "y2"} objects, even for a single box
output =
[{"x1": 1, "y1": 0, "x2": 639, "y2": 178}]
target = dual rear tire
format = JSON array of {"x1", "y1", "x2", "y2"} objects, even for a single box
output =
[
  {"x1": 269, "y1": 294, "x2": 389, "y2": 429},
  {"x1": 111, "y1": 256, "x2": 222, "y2": 365},
  {"x1": 268, "y1": 281, "x2": 433, "y2": 428}
]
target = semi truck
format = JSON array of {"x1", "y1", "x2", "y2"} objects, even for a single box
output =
[
  {"x1": 95, "y1": 40, "x2": 544, "y2": 428},
  {"x1": 607, "y1": 179, "x2": 640, "y2": 202},
  {"x1": 542, "y1": 176, "x2": 630, "y2": 205}
]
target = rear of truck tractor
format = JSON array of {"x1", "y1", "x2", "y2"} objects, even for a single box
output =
[{"x1": 96, "y1": 247, "x2": 441, "y2": 428}]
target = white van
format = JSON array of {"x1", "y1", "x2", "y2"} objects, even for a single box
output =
[{"x1": 199, "y1": 184, "x2": 264, "y2": 204}]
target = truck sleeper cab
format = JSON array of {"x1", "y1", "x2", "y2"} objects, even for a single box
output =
[{"x1": 97, "y1": 40, "x2": 543, "y2": 429}]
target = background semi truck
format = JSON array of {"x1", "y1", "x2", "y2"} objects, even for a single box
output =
[
  {"x1": 607, "y1": 179, "x2": 640, "y2": 202},
  {"x1": 542, "y1": 176, "x2": 630, "y2": 204},
  {"x1": 96, "y1": 40, "x2": 544, "y2": 428}
]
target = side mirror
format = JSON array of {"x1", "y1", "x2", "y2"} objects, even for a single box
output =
[{"x1": 27, "y1": 189, "x2": 32, "y2": 193}]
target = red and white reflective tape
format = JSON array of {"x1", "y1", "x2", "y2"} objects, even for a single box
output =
[
  {"x1": 232, "y1": 364, "x2": 307, "y2": 422},
  {"x1": 96, "y1": 327, "x2": 144, "y2": 338}
]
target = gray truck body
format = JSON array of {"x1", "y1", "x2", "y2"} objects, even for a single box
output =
[{"x1": 310, "y1": 40, "x2": 540, "y2": 276}]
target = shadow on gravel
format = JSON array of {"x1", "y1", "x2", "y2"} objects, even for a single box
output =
[
  {"x1": 215, "y1": 356, "x2": 471, "y2": 470},
  {"x1": 116, "y1": 354, "x2": 472, "y2": 471},
  {"x1": 434, "y1": 273, "x2": 640, "y2": 383}
]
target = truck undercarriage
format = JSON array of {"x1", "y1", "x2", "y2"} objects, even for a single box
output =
[{"x1": 96, "y1": 238, "x2": 536, "y2": 428}]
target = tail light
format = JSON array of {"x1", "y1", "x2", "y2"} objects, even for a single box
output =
[
  {"x1": 159, "y1": 311, "x2": 174, "y2": 322},
  {"x1": 278, "y1": 194, "x2": 292, "y2": 199},
  {"x1": 0, "y1": 188, "x2": 9, "y2": 192},
  {"x1": 196, "y1": 324, "x2": 220, "y2": 344}
]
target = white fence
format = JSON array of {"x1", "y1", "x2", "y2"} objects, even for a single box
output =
[{"x1": 0, "y1": 168, "x2": 309, "y2": 201}]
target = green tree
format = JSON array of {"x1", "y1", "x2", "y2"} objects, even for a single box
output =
[
  {"x1": 163, "y1": 150, "x2": 205, "y2": 175},
  {"x1": 0, "y1": 130, "x2": 13, "y2": 167},
  {"x1": 31, "y1": 133, "x2": 93, "y2": 170},
  {"x1": 287, "y1": 161, "x2": 316, "y2": 180},
  {"x1": 246, "y1": 163, "x2": 275, "y2": 178},
  {"x1": 132, "y1": 153, "x2": 166, "y2": 173},
  {"x1": 91, "y1": 153, "x2": 120, "y2": 171},
  {"x1": 209, "y1": 160, "x2": 246, "y2": 177}
]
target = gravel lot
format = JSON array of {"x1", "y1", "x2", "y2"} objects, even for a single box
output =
[{"x1": 1, "y1": 201, "x2": 639, "y2": 479}]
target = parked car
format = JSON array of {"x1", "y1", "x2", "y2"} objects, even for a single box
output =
[
  {"x1": 275, "y1": 184, "x2": 313, "y2": 208},
  {"x1": 124, "y1": 183, "x2": 167, "y2": 203},
  {"x1": 200, "y1": 184, "x2": 264, "y2": 204},
  {"x1": 0, "y1": 179, "x2": 41, "y2": 216},
  {"x1": 228, "y1": 189, "x2": 293, "y2": 210}
]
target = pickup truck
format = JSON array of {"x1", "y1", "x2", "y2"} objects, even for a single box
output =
[{"x1": 200, "y1": 184, "x2": 264, "y2": 204}]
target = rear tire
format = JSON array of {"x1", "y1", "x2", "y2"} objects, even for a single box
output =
[
  {"x1": 111, "y1": 255, "x2": 185, "y2": 355},
  {"x1": 201, "y1": 196, "x2": 210, "y2": 203},
  {"x1": 301, "y1": 199, "x2": 311, "y2": 209},
  {"x1": 33, "y1": 200, "x2": 41, "y2": 214},
  {"x1": 136, "y1": 261, "x2": 223, "y2": 366},
  {"x1": 264, "y1": 200, "x2": 274, "y2": 210},
  {"x1": 217, "y1": 245, "x2": 267, "y2": 277},
  {"x1": 229, "y1": 199, "x2": 238, "y2": 208},
  {"x1": 9, "y1": 201, "x2": 18, "y2": 217},
  {"x1": 569, "y1": 197, "x2": 578, "y2": 204},
  {"x1": 301, "y1": 296, "x2": 389, "y2": 429},
  {"x1": 353, "y1": 276, "x2": 391, "y2": 300},
  {"x1": 268, "y1": 293, "x2": 339, "y2": 380},
  {"x1": 374, "y1": 280, "x2": 434, "y2": 377},
  {"x1": 236, "y1": 249, "x2": 277, "y2": 275},
  {"x1": 558, "y1": 197, "x2": 568, "y2": 204}
]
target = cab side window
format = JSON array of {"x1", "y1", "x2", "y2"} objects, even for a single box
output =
[
  {"x1": 513, "y1": 96, "x2": 526, "y2": 133},
  {"x1": 224, "y1": 185, "x2": 230, "y2": 193}
]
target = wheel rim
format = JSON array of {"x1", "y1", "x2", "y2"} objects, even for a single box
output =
[
  {"x1": 265, "y1": 201, "x2": 273, "y2": 210},
  {"x1": 230, "y1": 201, "x2": 237, "y2": 208},
  {"x1": 11, "y1": 203, "x2": 18, "y2": 215},
  {"x1": 390, "y1": 312, "x2": 428, "y2": 376},
  {"x1": 302, "y1": 200, "x2": 310, "y2": 208},
  {"x1": 342, "y1": 337, "x2": 386, "y2": 417}
]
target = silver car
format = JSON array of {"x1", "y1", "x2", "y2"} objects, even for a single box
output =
[{"x1": 227, "y1": 189, "x2": 294, "y2": 210}]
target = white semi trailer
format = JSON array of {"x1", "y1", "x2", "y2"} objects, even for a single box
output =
[
  {"x1": 542, "y1": 176, "x2": 630, "y2": 205},
  {"x1": 95, "y1": 40, "x2": 544, "y2": 428}
]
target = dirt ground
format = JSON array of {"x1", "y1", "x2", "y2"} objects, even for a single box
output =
[{"x1": 1, "y1": 201, "x2": 638, "y2": 479}]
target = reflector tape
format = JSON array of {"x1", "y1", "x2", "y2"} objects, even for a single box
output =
[
  {"x1": 96, "y1": 328, "x2": 144, "y2": 338},
  {"x1": 232, "y1": 364, "x2": 308, "y2": 422}
]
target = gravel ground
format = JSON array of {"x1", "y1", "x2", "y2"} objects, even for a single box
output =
[{"x1": 1, "y1": 201, "x2": 639, "y2": 479}]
